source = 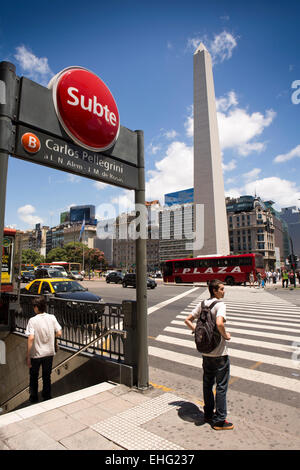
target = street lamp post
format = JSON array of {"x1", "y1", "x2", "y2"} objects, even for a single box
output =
[{"x1": 289, "y1": 236, "x2": 297, "y2": 288}]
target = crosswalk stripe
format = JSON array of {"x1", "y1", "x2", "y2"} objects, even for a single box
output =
[
  {"x1": 225, "y1": 303, "x2": 299, "y2": 311},
  {"x1": 177, "y1": 313, "x2": 300, "y2": 325},
  {"x1": 181, "y1": 309, "x2": 300, "y2": 320},
  {"x1": 176, "y1": 314, "x2": 300, "y2": 328},
  {"x1": 148, "y1": 345, "x2": 300, "y2": 393},
  {"x1": 165, "y1": 329, "x2": 296, "y2": 352},
  {"x1": 147, "y1": 287, "x2": 200, "y2": 315},
  {"x1": 226, "y1": 311, "x2": 300, "y2": 320},
  {"x1": 171, "y1": 319, "x2": 300, "y2": 335},
  {"x1": 226, "y1": 306, "x2": 300, "y2": 316},
  {"x1": 164, "y1": 325, "x2": 300, "y2": 343},
  {"x1": 155, "y1": 335, "x2": 299, "y2": 369}
]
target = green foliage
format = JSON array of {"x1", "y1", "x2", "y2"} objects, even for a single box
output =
[
  {"x1": 46, "y1": 242, "x2": 107, "y2": 269},
  {"x1": 22, "y1": 249, "x2": 45, "y2": 265}
]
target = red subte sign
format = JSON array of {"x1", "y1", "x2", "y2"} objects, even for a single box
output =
[{"x1": 49, "y1": 67, "x2": 120, "y2": 152}]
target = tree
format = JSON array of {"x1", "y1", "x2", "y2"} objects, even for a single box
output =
[
  {"x1": 46, "y1": 247, "x2": 68, "y2": 263},
  {"x1": 46, "y1": 242, "x2": 107, "y2": 270},
  {"x1": 22, "y1": 249, "x2": 45, "y2": 266}
]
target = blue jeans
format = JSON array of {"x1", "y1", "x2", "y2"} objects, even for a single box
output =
[{"x1": 202, "y1": 355, "x2": 230, "y2": 423}]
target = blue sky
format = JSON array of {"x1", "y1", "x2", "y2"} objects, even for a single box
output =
[{"x1": 1, "y1": 0, "x2": 300, "y2": 230}]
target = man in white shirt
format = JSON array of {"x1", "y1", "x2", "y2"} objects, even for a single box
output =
[
  {"x1": 25, "y1": 296, "x2": 62, "y2": 403},
  {"x1": 185, "y1": 279, "x2": 233, "y2": 430}
]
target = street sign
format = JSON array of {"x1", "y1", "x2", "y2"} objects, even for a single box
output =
[
  {"x1": 49, "y1": 67, "x2": 120, "y2": 152},
  {"x1": 17, "y1": 77, "x2": 138, "y2": 166},
  {"x1": 15, "y1": 125, "x2": 139, "y2": 190}
]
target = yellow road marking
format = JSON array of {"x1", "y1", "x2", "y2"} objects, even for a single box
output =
[{"x1": 149, "y1": 382, "x2": 204, "y2": 406}]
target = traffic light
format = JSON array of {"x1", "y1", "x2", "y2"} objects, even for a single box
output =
[{"x1": 288, "y1": 254, "x2": 298, "y2": 269}]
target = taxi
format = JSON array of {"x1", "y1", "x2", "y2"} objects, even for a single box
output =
[{"x1": 21, "y1": 277, "x2": 103, "y2": 302}]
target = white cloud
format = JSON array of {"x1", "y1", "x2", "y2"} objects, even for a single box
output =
[
  {"x1": 217, "y1": 98, "x2": 275, "y2": 156},
  {"x1": 111, "y1": 191, "x2": 135, "y2": 213},
  {"x1": 17, "y1": 204, "x2": 43, "y2": 226},
  {"x1": 164, "y1": 129, "x2": 178, "y2": 139},
  {"x1": 273, "y1": 144, "x2": 300, "y2": 163},
  {"x1": 186, "y1": 91, "x2": 275, "y2": 156},
  {"x1": 226, "y1": 177, "x2": 300, "y2": 209},
  {"x1": 146, "y1": 141, "x2": 193, "y2": 203},
  {"x1": 222, "y1": 159, "x2": 236, "y2": 172},
  {"x1": 147, "y1": 142, "x2": 161, "y2": 155},
  {"x1": 14, "y1": 45, "x2": 53, "y2": 85},
  {"x1": 210, "y1": 31, "x2": 237, "y2": 63},
  {"x1": 184, "y1": 105, "x2": 194, "y2": 138},
  {"x1": 216, "y1": 91, "x2": 238, "y2": 112},
  {"x1": 93, "y1": 181, "x2": 108, "y2": 190},
  {"x1": 187, "y1": 31, "x2": 237, "y2": 64},
  {"x1": 243, "y1": 168, "x2": 262, "y2": 182}
]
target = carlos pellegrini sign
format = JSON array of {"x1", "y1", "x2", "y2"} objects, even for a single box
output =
[{"x1": 0, "y1": 62, "x2": 139, "y2": 190}]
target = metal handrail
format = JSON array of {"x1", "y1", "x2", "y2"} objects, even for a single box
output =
[{"x1": 1, "y1": 327, "x2": 127, "y2": 413}]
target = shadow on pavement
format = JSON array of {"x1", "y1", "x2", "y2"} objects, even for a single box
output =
[{"x1": 169, "y1": 400, "x2": 206, "y2": 426}]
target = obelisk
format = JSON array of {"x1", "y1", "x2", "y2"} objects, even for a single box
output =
[{"x1": 193, "y1": 43, "x2": 229, "y2": 256}]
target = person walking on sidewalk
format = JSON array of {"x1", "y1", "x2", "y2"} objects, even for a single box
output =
[
  {"x1": 184, "y1": 280, "x2": 234, "y2": 431},
  {"x1": 25, "y1": 296, "x2": 62, "y2": 403},
  {"x1": 249, "y1": 271, "x2": 255, "y2": 287},
  {"x1": 282, "y1": 270, "x2": 289, "y2": 288}
]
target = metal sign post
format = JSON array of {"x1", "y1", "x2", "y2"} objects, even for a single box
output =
[
  {"x1": 0, "y1": 60, "x2": 149, "y2": 389},
  {"x1": 135, "y1": 130, "x2": 149, "y2": 390},
  {"x1": 0, "y1": 62, "x2": 18, "y2": 294}
]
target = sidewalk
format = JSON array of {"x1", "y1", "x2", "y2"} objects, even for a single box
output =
[
  {"x1": 1, "y1": 378, "x2": 300, "y2": 450},
  {"x1": 0, "y1": 286, "x2": 299, "y2": 450}
]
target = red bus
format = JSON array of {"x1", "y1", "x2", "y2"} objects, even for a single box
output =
[
  {"x1": 1, "y1": 228, "x2": 16, "y2": 292},
  {"x1": 38, "y1": 262, "x2": 81, "y2": 272},
  {"x1": 162, "y1": 253, "x2": 265, "y2": 285}
]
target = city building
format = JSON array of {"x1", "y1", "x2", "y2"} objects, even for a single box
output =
[
  {"x1": 279, "y1": 206, "x2": 300, "y2": 259},
  {"x1": 18, "y1": 224, "x2": 49, "y2": 256},
  {"x1": 112, "y1": 202, "x2": 160, "y2": 271},
  {"x1": 159, "y1": 203, "x2": 194, "y2": 262},
  {"x1": 226, "y1": 196, "x2": 276, "y2": 270}
]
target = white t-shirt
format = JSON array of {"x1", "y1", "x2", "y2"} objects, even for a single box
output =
[
  {"x1": 25, "y1": 313, "x2": 62, "y2": 359},
  {"x1": 190, "y1": 297, "x2": 228, "y2": 357}
]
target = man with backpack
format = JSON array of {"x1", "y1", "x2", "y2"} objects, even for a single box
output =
[{"x1": 185, "y1": 279, "x2": 233, "y2": 430}]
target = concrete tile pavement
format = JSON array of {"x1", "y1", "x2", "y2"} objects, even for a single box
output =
[{"x1": 0, "y1": 378, "x2": 299, "y2": 450}]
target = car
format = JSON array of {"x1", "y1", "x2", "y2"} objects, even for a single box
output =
[
  {"x1": 20, "y1": 271, "x2": 35, "y2": 283},
  {"x1": 105, "y1": 272, "x2": 124, "y2": 284},
  {"x1": 122, "y1": 273, "x2": 157, "y2": 289},
  {"x1": 21, "y1": 278, "x2": 103, "y2": 302},
  {"x1": 34, "y1": 267, "x2": 69, "y2": 279},
  {"x1": 68, "y1": 270, "x2": 84, "y2": 281}
]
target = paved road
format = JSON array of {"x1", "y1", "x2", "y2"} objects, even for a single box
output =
[{"x1": 81, "y1": 280, "x2": 300, "y2": 411}]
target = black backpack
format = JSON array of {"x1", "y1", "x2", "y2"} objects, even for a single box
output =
[{"x1": 194, "y1": 300, "x2": 221, "y2": 353}]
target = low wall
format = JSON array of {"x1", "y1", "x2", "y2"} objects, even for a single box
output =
[{"x1": 0, "y1": 332, "x2": 134, "y2": 413}]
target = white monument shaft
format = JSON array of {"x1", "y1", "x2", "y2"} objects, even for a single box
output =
[{"x1": 193, "y1": 43, "x2": 229, "y2": 256}]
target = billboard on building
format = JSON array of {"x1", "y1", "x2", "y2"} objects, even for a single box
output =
[
  {"x1": 60, "y1": 211, "x2": 69, "y2": 224},
  {"x1": 70, "y1": 205, "x2": 96, "y2": 225},
  {"x1": 165, "y1": 188, "x2": 194, "y2": 206}
]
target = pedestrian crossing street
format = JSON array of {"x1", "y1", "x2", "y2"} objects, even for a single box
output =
[{"x1": 149, "y1": 293, "x2": 300, "y2": 395}]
